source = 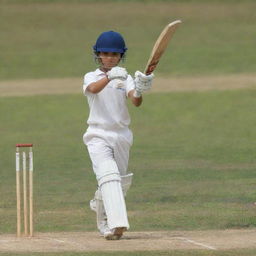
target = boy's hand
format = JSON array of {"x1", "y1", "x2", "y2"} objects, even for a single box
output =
[
  {"x1": 134, "y1": 71, "x2": 154, "y2": 98},
  {"x1": 107, "y1": 67, "x2": 128, "y2": 81}
]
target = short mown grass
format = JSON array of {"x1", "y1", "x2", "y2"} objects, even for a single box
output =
[
  {"x1": 1, "y1": 1, "x2": 256, "y2": 255},
  {"x1": 0, "y1": 0, "x2": 256, "y2": 80},
  {"x1": 1, "y1": 90, "x2": 256, "y2": 234}
]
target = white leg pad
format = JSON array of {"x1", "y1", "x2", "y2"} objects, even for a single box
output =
[
  {"x1": 92, "y1": 189, "x2": 108, "y2": 232},
  {"x1": 101, "y1": 180, "x2": 129, "y2": 230},
  {"x1": 90, "y1": 188, "x2": 102, "y2": 212},
  {"x1": 121, "y1": 173, "x2": 133, "y2": 196},
  {"x1": 96, "y1": 159, "x2": 129, "y2": 230},
  {"x1": 96, "y1": 160, "x2": 121, "y2": 186}
]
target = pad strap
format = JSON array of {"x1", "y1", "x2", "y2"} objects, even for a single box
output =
[{"x1": 96, "y1": 160, "x2": 121, "y2": 187}]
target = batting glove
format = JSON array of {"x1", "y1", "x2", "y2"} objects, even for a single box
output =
[
  {"x1": 107, "y1": 67, "x2": 128, "y2": 81},
  {"x1": 134, "y1": 71, "x2": 154, "y2": 98}
]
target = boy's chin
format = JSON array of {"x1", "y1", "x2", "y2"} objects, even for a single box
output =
[
  {"x1": 101, "y1": 65, "x2": 116, "y2": 71},
  {"x1": 100, "y1": 67, "x2": 111, "y2": 72}
]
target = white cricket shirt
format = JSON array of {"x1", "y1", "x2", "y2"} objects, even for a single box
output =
[{"x1": 83, "y1": 68, "x2": 135, "y2": 130}]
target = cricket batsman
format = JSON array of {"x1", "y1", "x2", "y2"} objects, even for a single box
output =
[{"x1": 82, "y1": 30, "x2": 154, "y2": 240}]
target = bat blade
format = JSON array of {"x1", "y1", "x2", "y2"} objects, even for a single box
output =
[{"x1": 144, "y1": 20, "x2": 182, "y2": 75}]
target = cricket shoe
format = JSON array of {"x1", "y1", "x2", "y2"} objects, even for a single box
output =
[{"x1": 104, "y1": 227, "x2": 127, "y2": 240}]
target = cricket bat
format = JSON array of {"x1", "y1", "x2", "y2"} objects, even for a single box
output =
[{"x1": 144, "y1": 20, "x2": 182, "y2": 75}]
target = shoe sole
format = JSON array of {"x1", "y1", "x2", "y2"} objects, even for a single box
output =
[{"x1": 105, "y1": 227, "x2": 126, "y2": 240}]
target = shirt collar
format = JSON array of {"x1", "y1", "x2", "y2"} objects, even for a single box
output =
[{"x1": 95, "y1": 68, "x2": 106, "y2": 76}]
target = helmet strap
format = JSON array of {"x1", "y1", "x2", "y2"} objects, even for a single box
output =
[{"x1": 93, "y1": 52, "x2": 125, "y2": 70}]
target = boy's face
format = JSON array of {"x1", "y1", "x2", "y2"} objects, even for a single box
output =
[{"x1": 98, "y1": 52, "x2": 121, "y2": 70}]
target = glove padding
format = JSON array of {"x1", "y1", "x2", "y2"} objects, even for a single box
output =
[
  {"x1": 134, "y1": 71, "x2": 154, "y2": 98},
  {"x1": 107, "y1": 67, "x2": 128, "y2": 81}
]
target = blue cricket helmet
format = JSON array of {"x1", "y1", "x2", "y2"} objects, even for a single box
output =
[{"x1": 93, "y1": 31, "x2": 127, "y2": 54}]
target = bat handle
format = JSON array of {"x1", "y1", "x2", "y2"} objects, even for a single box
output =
[{"x1": 144, "y1": 62, "x2": 157, "y2": 75}]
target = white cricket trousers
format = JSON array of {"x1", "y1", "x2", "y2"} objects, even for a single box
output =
[
  {"x1": 83, "y1": 126, "x2": 133, "y2": 229},
  {"x1": 83, "y1": 126, "x2": 133, "y2": 176}
]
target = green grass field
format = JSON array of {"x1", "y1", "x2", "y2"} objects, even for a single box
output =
[
  {"x1": 1, "y1": 0, "x2": 256, "y2": 79},
  {"x1": 1, "y1": 0, "x2": 256, "y2": 255},
  {"x1": 1, "y1": 91, "x2": 256, "y2": 256},
  {"x1": 1, "y1": 91, "x2": 256, "y2": 234}
]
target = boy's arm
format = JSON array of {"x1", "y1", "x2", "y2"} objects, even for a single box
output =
[
  {"x1": 128, "y1": 90, "x2": 142, "y2": 107},
  {"x1": 86, "y1": 67, "x2": 128, "y2": 94},
  {"x1": 86, "y1": 77, "x2": 109, "y2": 94}
]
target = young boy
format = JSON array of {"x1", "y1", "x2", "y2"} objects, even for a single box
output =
[{"x1": 82, "y1": 31, "x2": 154, "y2": 240}]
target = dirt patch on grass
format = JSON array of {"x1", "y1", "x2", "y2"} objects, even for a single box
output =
[
  {"x1": 0, "y1": 229, "x2": 255, "y2": 252},
  {"x1": 0, "y1": 74, "x2": 256, "y2": 97}
]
